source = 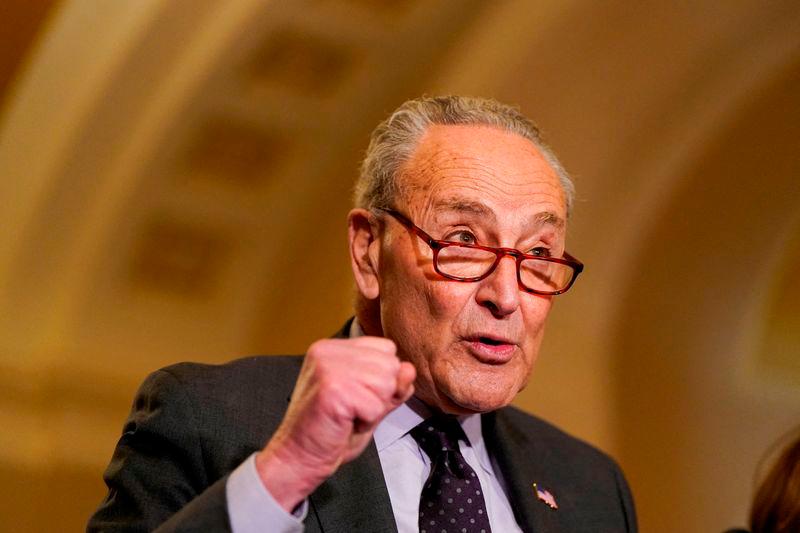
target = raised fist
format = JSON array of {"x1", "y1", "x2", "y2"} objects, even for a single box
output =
[{"x1": 255, "y1": 337, "x2": 416, "y2": 511}]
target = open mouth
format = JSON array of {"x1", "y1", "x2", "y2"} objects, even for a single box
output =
[{"x1": 464, "y1": 335, "x2": 516, "y2": 363}]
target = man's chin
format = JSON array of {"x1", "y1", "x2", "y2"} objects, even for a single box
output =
[{"x1": 437, "y1": 387, "x2": 515, "y2": 415}]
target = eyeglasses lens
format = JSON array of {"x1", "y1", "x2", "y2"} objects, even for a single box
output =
[
  {"x1": 436, "y1": 246, "x2": 573, "y2": 293},
  {"x1": 520, "y1": 259, "x2": 572, "y2": 292},
  {"x1": 436, "y1": 246, "x2": 496, "y2": 278}
]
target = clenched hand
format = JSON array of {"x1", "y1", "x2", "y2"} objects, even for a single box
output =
[{"x1": 255, "y1": 337, "x2": 416, "y2": 511}]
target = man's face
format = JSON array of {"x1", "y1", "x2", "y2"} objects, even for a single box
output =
[{"x1": 373, "y1": 124, "x2": 568, "y2": 414}]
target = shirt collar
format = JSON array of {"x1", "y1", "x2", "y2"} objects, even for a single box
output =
[
  {"x1": 373, "y1": 400, "x2": 425, "y2": 452},
  {"x1": 349, "y1": 317, "x2": 365, "y2": 338}
]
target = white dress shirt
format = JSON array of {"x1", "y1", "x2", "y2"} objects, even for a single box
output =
[
  {"x1": 373, "y1": 398, "x2": 523, "y2": 533},
  {"x1": 226, "y1": 319, "x2": 523, "y2": 532}
]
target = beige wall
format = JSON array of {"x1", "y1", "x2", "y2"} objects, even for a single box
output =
[{"x1": 1, "y1": 1, "x2": 799, "y2": 531}]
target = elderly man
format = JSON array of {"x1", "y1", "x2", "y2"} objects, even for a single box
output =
[{"x1": 89, "y1": 96, "x2": 636, "y2": 532}]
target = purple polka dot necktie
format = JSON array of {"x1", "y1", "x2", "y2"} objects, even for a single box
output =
[{"x1": 410, "y1": 416, "x2": 492, "y2": 533}]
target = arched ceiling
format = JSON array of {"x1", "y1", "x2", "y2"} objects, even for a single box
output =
[{"x1": 0, "y1": 0, "x2": 494, "y2": 379}]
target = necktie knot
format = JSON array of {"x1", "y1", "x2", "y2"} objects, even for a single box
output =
[
  {"x1": 410, "y1": 416, "x2": 473, "y2": 479},
  {"x1": 410, "y1": 415, "x2": 467, "y2": 458}
]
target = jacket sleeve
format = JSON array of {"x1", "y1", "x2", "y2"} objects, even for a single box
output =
[{"x1": 87, "y1": 369, "x2": 233, "y2": 532}]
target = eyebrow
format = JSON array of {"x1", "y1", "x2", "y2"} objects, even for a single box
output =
[
  {"x1": 433, "y1": 198, "x2": 495, "y2": 220},
  {"x1": 432, "y1": 197, "x2": 565, "y2": 230},
  {"x1": 534, "y1": 211, "x2": 565, "y2": 230}
]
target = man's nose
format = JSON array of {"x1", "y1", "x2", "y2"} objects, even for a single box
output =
[{"x1": 475, "y1": 254, "x2": 520, "y2": 317}]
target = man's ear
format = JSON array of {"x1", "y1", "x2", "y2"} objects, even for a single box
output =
[{"x1": 348, "y1": 208, "x2": 381, "y2": 300}]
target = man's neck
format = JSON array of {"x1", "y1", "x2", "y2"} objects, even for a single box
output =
[{"x1": 354, "y1": 297, "x2": 383, "y2": 336}]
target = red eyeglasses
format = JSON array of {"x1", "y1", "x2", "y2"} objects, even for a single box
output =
[{"x1": 378, "y1": 208, "x2": 584, "y2": 296}]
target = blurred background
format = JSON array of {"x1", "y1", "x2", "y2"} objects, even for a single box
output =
[{"x1": 1, "y1": 1, "x2": 799, "y2": 531}]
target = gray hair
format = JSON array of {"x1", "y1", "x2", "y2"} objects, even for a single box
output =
[{"x1": 354, "y1": 95, "x2": 575, "y2": 216}]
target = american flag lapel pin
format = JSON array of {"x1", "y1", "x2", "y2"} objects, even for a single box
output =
[{"x1": 533, "y1": 482, "x2": 558, "y2": 510}]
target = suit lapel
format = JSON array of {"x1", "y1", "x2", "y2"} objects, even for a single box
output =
[
  {"x1": 483, "y1": 410, "x2": 561, "y2": 533},
  {"x1": 307, "y1": 439, "x2": 397, "y2": 533}
]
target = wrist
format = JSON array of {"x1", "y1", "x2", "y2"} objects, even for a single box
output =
[{"x1": 255, "y1": 437, "x2": 337, "y2": 512}]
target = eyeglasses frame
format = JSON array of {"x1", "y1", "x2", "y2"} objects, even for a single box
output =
[{"x1": 375, "y1": 207, "x2": 584, "y2": 296}]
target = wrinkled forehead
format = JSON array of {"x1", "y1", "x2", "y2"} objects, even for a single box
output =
[{"x1": 396, "y1": 125, "x2": 567, "y2": 227}]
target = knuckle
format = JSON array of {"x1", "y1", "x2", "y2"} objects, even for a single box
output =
[
  {"x1": 377, "y1": 338, "x2": 397, "y2": 353},
  {"x1": 355, "y1": 336, "x2": 396, "y2": 352},
  {"x1": 359, "y1": 400, "x2": 383, "y2": 423},
  {"x1": 319, "y1": 385, "x2": 348, "y2": 416},
  {"x1": 377, "y1": 376, "x2": 397, "y2": 397},
  {"x1": 373, "y1": 356, "x2": 400, "y2": 380},
  {"x1": 305, "y1": 339, "x2": 328, "y2": 360},
  {"x1": 384, "y1": 354, "x2": 401, "y2": 371},
  {"x1": 317, "y1": 373, "x2": 341, "y2": 396},
  {"x1": 330, "y1": 398, "x2": 351, "y2": 421}
]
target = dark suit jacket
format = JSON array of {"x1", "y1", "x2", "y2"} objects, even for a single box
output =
[{"x1": 89, "y1": 354, "x2": 636, "y2": 532}]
